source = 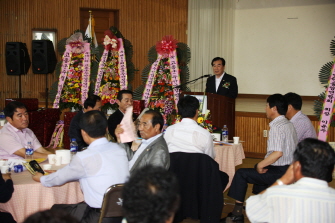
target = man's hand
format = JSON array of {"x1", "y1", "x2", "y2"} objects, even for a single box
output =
[
  {"x1": 32, "y1": 172, "x2": 44, "y2": 182},
  {"x1": 115, "y1": 124, "x2": 124, "y2": 143},
  {"x1": 2, "y1": 173, "x2": 12, "y2": 181},
  {"x1": 256, "y1": 163, "x2": 268, "y2": 174}
]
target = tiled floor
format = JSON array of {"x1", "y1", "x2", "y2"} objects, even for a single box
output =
[{"x1": 181, "y1": 157, "x2": 335, "y2": 223}]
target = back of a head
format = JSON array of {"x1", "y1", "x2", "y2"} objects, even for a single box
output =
[
  {"x1": 117, "y1": 90, "x2": 133, "y2": 101},
  {"x1": 122, "y1": 166, "x2": 180, "y2": 223},
  {"x1": 83, "y1": 94, "x2": 101, "y2": 109},
  {"x1": 144, "y1": 110, "x2": 164, "y2": 131},
  {"x1": 267, "y1": 94, "x2": 288, "y2": 115},
  {"x1": 177, "y1": 96, "x2": 199, "y2": 118},
  {"x1": 294, "y1": 138, "x2": 335, "y2": 181},
  {"x1": 23, "y1": 209, "x2": 79, "y2": 223},
  {"x1": 284, "y1": 92, "x2": 302, "y2": 110},
  {"x1": 4, "y1": 101, "x2": 26, "y2": 119},
  {"x1": 79, "y1": 110, "x2": 107, "y2": 138}
]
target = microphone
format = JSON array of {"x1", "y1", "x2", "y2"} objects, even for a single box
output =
[{"x1": 202, "y1": 74, "x2": 211, "y2": 78}]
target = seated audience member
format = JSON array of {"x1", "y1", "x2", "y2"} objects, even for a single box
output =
[
  {"x1": 0, "y1": 101, "x2": 52, "y2": 159},
  {"x1": 0, "y1": 171, "x2": 16, "y2": 223},
  {"x1": 69, "y1": 94, "x2": 101, "y2": 151},
  {"x1": 32, "y1": 111, "x2": 129, "y2": 223},
  {"x1": 122, "y1": 165, "x2": 180, "y2": 223},
  {"x1": 108, "y1": 90, "x2": 134, "y2": 141},
  {"x1": 223, "y1": 94, "x2": 297, "y2": 223},
  {"x1": 115, "y1": 110, "x2": 170, "y2": 174},
  {"x1": 23, "y1": 209, "x2": 79, "y2": 223},
  {"x1": 284, "y1": 92, "x2": 317, "y2": 142},
  {"x1": 246, "y1": 138, "x2": 335, "y2": 223},
  {"x1": 164, "y1": 95, "x2": 215, "y2": 158}
]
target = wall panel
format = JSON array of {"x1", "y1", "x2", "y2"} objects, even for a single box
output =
[{"x1": 0, "y1": 0, "x2": 188, "y2": 109}]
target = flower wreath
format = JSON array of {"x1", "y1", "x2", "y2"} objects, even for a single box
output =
[
  {"x1": 94, "y1": 30, "x2": 128, "y2": 110},
  {"x1": 52, "y1": 32, "x2": 91, "y2": 109}
]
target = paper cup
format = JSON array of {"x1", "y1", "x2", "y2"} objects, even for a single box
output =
[
  {"x1": 43, "y1": 164, "x2": 52, "y2": 170},
  {"x1": 55, "y1": 155, "x2": 62, "y2": 166},
  {"x1": 0, "y1": 160, "x2": 6, "y2": 166},
  {"x1": 233, "y1": 137, "x2": 240, "y2": 144},
  {"x1": 1, "y1": 165, "x2": 9, "y2": 174},
  {"x1": 48, "y1": 154, "x2": 56, "y2": 165}
]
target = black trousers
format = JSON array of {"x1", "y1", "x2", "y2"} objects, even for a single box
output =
[
  {"x1": 227, "y1": 165, "x2": 289, "y2": 202},
  {"x1": 51, "y1": 202, "x2": 122, "y2": 223}
]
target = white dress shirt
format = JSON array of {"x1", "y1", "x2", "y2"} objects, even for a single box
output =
[
  {"x1": 41, "y1": 138, "x2": 129, "y2": 208},
  {"x1": 164, "y1": 118, "x2": 215, "y2": 158},
  {"x1": 266, "y1": 115, "x2": 297, "y2": 166},
  {"x1": 215, "y1": 72, "x2": 225, "y2": 92},
  {"x1": 246, "y1": 177, "x2": 335, "y2": 223},
  {"x1": 129, "y1": 133, "x2": 162, "y2": 169}
]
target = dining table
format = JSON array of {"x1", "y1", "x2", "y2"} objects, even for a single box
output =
[
  {"x1": 0, "y1": 164, "x2": 84, "y2": 223},
  {"x1": 214, "y1": 142, "x2": 245, "y2": 191}
]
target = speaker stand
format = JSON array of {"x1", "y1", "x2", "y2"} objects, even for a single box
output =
[
  {"x1": 18, "y1": 74, "x2": 22, "y2": 98},
  {"x1": 45, "y1": 73, "x2": 48, "y2": 108}
]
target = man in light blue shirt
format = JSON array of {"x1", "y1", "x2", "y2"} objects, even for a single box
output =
[{"x1": 33, "y1": 110, "x2": 129, "y2": 222}]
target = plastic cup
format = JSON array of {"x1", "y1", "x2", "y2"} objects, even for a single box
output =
[{"x1": 233, "y1": 137, "x2": 240, "y2": 144}]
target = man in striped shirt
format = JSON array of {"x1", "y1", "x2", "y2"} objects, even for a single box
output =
[
  {"x1": 284, "y1": 92, "x2": 317, "y2": 142},
  {"x1": 246, "y1": 138, "x2": 335, "y2": 223},
  {"x1": 222, "y1": 94, "x2": 297, "y2": 223}
]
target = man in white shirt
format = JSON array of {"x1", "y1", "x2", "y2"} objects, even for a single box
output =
[
  {"x1": 246, "y1": 138, "x2": 335, "y2": 223},
  {"x1": 284, "y1": 92, "x2": 317, "y2": 142},
  {"x1": 164, "y1": 95, "x2": 215, "y2": 158},
  {"x1": 33, "y1": 110, "x2": 129, "y2": 223}
]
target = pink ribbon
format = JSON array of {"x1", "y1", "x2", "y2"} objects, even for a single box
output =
[
  {"x1": 118, "y1": 38, "x2": 128, "y2": 90},
  {"x1": 142, "y1": 55, "x2": 163, "y2": 106},
  {"x1": 169, "y1": 50, "x2": 181, "y2": 110},
  {"x1": 94, "y1": 49, "x2": 109, "y2": 95},
  {"x1": 318, "y1": 62, "x2": 335, "y2": 141},
  {"x1": 53, "y1": 46, "x2": 72, "y2": 108},
  {"x1": 81, "y1": 43, "x2": 91, "y2": 105}
]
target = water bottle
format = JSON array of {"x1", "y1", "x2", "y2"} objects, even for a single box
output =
[
  {"x1": 70, "y1": 138, "x2": 78, "y2": 157},
  {"x1": 222, "y1": 125, "x2": 228, "y2": 142},
  {"x1": 25, "y1": 141, "x2": 34, "y2": 160},
  {"x1": 0, "y1": 111, "x2": 5, "y2": 126}
]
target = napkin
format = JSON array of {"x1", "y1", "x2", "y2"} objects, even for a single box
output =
[
  {"x1": 6, "y1": 159, "x2": 26, "y2": 169},
  {"x1": 120, "y1": 106, "x2": 137, "y2": 143}
]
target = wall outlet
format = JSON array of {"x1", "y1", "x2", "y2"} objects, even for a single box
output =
[{"x1": 263, "y1": 130, "x2": 268, "y2": 137}]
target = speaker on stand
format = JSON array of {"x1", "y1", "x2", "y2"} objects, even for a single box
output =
[
  {"x1": 32, "y1": 40, "x2": 57, "y2": 108},
  {"x1": 5, "y1": 42, "x2": 31, "y2": 98}
]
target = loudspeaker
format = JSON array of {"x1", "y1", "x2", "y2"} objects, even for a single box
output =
[
  {"x1": 5, "y1": 42, "x2": 31, "y2": 75},
  {"x1": 32, "y1": 40, "x2": 57, "y2": 74}
]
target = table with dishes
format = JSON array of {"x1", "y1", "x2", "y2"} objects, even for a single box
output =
[
  {"x1": 214, "y1": 142, "x2": 245, "y2": 191},
  {"x1": 0, "y1": 160, "x2": 84, "y2": 223}
]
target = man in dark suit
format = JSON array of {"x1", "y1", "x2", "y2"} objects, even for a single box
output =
[
  {"x1": 205, "y1": 57, "x2": 238, "y2": 99},
  {"x1": 107, "y1": 90, "x2": 134, "y2": 141},
  {"x1": 68, "y1": 95, "x2": 101, "y2": 151},
  {"x1": 115, "y1": 110, "x2": 170, "y2": 174}
]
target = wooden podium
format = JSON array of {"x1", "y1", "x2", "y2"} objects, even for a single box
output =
[{"x1": 182, "y1": 92, "x2": 235, "y2": 139}]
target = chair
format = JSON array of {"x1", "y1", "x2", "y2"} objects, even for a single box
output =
[
  {"x1": 98, "y1": 184, "x2": 124, "y2": 223},
  {"x1": 169, "y1": 152, "x2": 224, "y2": 223}
]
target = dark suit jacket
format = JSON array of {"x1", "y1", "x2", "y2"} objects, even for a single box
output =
[
  {"x1": 107, "y1": 109, "x2": 124, "y2": 141},
  {"x1": 119, "y1": 135, "x2": 170, "y2": 174},
  {"x1": 68, "y1": 111, "x2": 88, "y2": 151},
  {"x1": 205, "y1": 73, "x2": 238, "y2": 99}
]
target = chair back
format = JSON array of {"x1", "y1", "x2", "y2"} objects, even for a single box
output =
[
  {"x1": 169, "y1": 152, "x2": 223, "y2": 223},
  {"x1": 98, "y1": 184, "x2": 124, "y2": 223}
]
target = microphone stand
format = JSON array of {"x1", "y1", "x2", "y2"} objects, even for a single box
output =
[{"x1": 172, "y1": 75, "x2": 210, "y2": 90}]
